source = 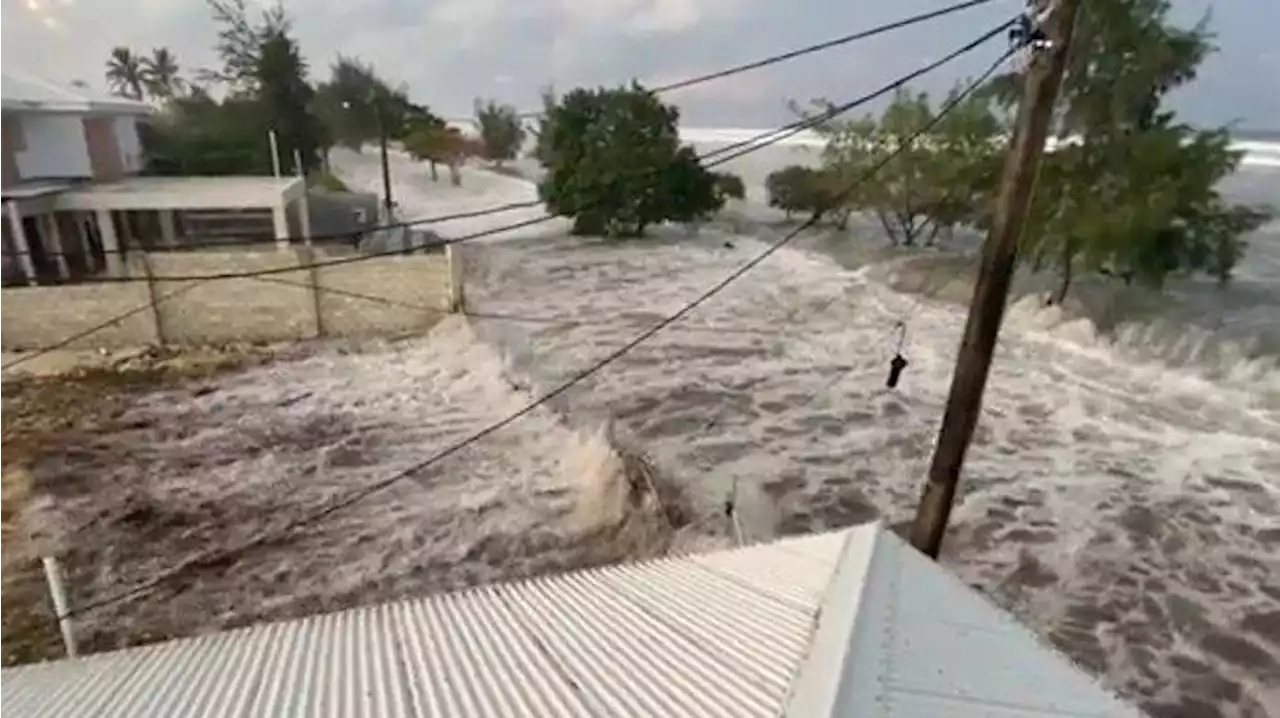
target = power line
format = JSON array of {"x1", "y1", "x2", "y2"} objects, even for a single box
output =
[
  {"x1": 528, "y1": 0, "x2": 1003, "y2": 106},
  {"x1": 62, "y1": 32, "x2": 1015, "y2": 618},
  {"x1": 0, "y1": 0, "x2": 1002, "y2": 264},
  {"x1": 2, "y1": 18, "x2": 1013, "y2": 375},
  {"x1": 8, "y1": 19, "x2": 1017, "y2": 288}
]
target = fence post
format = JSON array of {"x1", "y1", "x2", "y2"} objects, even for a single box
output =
[
  {"x1": 445, "y1": 243, "x2": 464, "y2": 313},
  {"x1": 41, "y1": 556, "x2": 77, "y2": 658},
  {"x1": 302, "y1": 247, "x2": 324, "y2": 338},
  {"x1": 139, "y1": 252, "x2": 167, "y2": 345}
]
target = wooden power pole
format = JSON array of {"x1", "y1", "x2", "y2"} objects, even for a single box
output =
[{"x1": 909, "y1": 0, "x2": 1082, "y2": 559}]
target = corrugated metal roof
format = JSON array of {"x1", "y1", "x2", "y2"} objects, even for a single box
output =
[
  {"x1": 784, "y1": 529, "x2": 1144, "y2": 717},
  {"x1": 2, "y1": 69, "x2": 152, "y2": 115},
  {"x1": 2, "y1": 524, "x2": 1144, "y2": 717},
  {"x1": 1, "y1": 530, "x2": 848, "y2": 718}
]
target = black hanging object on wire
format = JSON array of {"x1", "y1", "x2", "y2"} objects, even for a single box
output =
[
  {"x1": 886, "y1": 321, "x2": 909, "y2": 389},
  {"x1": 887, "y1": 353, "x2": 909, "y2": 389}
]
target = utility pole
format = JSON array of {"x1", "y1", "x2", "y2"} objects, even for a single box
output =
[
  {"x1": 909, "y1": 0, "x2": 1081, "y2": 559},
  {"x1": 348, "y1": 94, "x2": 395, "y2": 221},
  {"x1": 375, "y1": 97, "x2": 395, "y2": 220}
]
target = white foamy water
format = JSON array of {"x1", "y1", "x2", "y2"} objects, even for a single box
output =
[
  {"x1": 334, "y1": 144, "x2": 1280, "y2": 717},
  {"x1": 679, "y1": 127, "x2": 1280, "y2": 168},
  {"x1": 29, "y1": 317, "x2": 678, "y2": 653}
]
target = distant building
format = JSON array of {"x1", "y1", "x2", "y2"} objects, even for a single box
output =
[{"x1": 2, "y1": 70, "x2": 313, "y2": 286}]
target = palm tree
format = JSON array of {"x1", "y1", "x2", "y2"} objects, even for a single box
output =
[
  {"x1": 141, "y1": 47, "x2": 185, "y2": 99},
  {"x1": 105, "y1": 47, "x2": 146, "y2": 100}
]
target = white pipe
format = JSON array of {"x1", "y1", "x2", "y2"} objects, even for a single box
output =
[
  {"x1": 268, "y1": 130, "x2": 282, "y2": 179},
  {"x1": 41, "y1": 556, "x2": 77, "y2": 658},
  {"x1": 293, "y1": 149, "x2": 303, "y2": 178}
]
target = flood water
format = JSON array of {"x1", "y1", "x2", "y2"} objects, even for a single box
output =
[{"x1": 334, "y1": 137, "x2": 1280, "y2": 717}]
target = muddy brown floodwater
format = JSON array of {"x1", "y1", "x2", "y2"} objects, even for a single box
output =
[{"x1": 1, "y1": 324, "x2": 699, "y2": 663}]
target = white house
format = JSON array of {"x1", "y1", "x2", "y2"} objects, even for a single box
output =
[{"x1": 1, "y1": 70, "x2": 311, "y2": 286}]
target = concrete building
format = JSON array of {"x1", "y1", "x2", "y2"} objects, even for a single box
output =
[{"x1": 1, "y1": 70, "x2": 313, "y2": 286}]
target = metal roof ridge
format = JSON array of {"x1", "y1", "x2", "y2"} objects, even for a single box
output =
[{"x1": 778, "y1": 520, "x2": 884, "y2": 717}]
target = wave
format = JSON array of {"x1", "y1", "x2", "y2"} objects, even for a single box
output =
[
  {"x1": 864, "y1": 249, "x2": 1280, "y2": 389},
  {"x1": 680, "y1": 127, "x2": 1280, "y2": 168}
]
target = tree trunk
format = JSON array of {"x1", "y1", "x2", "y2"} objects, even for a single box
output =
[
  {"x1": 898, "y1": 213, "x2": 923, "y2": 247},
  {"x1": 448, "y1": 161, "x2": 462, "y2": 186},
  {"x1": 925, "y1": 220, "x2": 943, "y2": 247},
  {"x1": 876, "y1": 211, "x2": 898, "y2": 246},
  {"x1": 1052, "y1": 239, "x2": 1075, "y2": 305},
  {"x1": 429, "y1": 161, "x2": 439, "y2": 181}
]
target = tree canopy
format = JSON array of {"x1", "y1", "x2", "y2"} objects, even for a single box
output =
[
  {"x1": 312, "y1": 56, "x2": 441, "y2": 151},
  {"x1": 105, "y1": 47, "x2": 146, "y2": 101},
  {"x1": 794, "y1": 1, "x2": 1268, "y2": 301},
  {"x1": 1009, "y1": 0, "x2": 1269, "y2": 301},
  {"x1": 140, "y1": 0, "x2": 326, "y2": 175},
  {"x1": 403, "y1": 125, "x2": 480, "y2": 185},
  {"x1": 137, "y1": 0, "x2": 448, "y2": 179},
  {"x1": 537, "y1": 83, "x2": 724, "y2": 237},
  {"x1": 798, "y1": 84, "x2": 1001, "y2": 244},
  {"x1": 474, "y1": 99, "x2": 525, "y2": 165}
]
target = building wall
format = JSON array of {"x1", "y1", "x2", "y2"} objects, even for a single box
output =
[
  {"x1": 0, "y1": 247, "x2": 459, "y2": 350},
  {"x1": 83, "y1": 116, "x2": 125, "y2": 180},
  {"x1": 113, "y1": 116, "x2": 143, "y2": 174},
  {"x1": 2, "y1": 116, "x2": 24, "y2": 186},
  {"x1": 13, "y1": 112, "x2": 92, "y2": 179}
]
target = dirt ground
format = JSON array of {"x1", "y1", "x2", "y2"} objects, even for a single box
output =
[{"x1": 1, "y1": 343, "x2": 308, "y2": 665}]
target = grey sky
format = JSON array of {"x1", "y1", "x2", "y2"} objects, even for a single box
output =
[{"x1": 3, "y1": 0, "x2": 1277, "y2": 129}]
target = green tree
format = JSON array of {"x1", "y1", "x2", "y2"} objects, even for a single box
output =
[
  {"x1": 766, "y1": 165, "x2": 814, "y2": 218},
  {"x1": 105, "y1": 47, "x2": 145, "y2": 100},
  {"x1": 142, "y1": 96, "x2": 272, "y2": 175},
  {"x1": 531, "y1": 85, "x2": 558, "y2": 164},
  {"x1": 254, "y1": 28, "x2": 324, "y2": 174},
  {"x1": 538, "y1": 83, "x2": 723, "y2": 237},
  {"x1": 403, "y1": 123, "x2": 453, "y2": 182},
  {"x1": 201, "y1": 0, "x2": 289, "y2": 90},
  {"x1": 404, "y1": 125, "x2": 476, "y2": 185},
  {"x1": 140, "y1": 48, "x2": 185, "y2": 99},
  {"x1": 802, "y1": 85, "x2": 1000, "y2": 245},
  {"x1": 312, "y1": 56, "x2": 381, "y2": 151},
  {"x1": 995, "y1": 0, "x2": 1270, "y2": 302},
  {"x1": 143, "y1": 0, "x2": 326, "y2": 176},
  {"x1": 474, "y1": 99, "x2": 524, "y2": 165},
  {"x1": 713, "y1": 172, "x2": 746, "y2": 201},
  {"x1": 312, "y1": 56, "x2": 436, "y2": 154}
]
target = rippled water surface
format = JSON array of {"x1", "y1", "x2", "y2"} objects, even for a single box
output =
[{"x1": 335, "y1": 141, "x2": 1280, "y2": 717}]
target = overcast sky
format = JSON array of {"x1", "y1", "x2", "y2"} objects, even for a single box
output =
[{"x1": 4, "y1": 0, "x2": 1277, "y2": 129}]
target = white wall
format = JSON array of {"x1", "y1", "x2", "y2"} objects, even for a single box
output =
[
  {"x1": 114, "y1": 116, "x2": 143, "y2": 174},
  {"x1": 14, "y1": 112, "x2": 91, "y2": 179}
]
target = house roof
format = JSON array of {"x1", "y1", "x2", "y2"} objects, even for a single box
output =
[
  {"x1": 54, "y1": 175, "x2": 306, "y2": 211},
  {"x1": 1, "y1": 70, "x2": 152, "y2": 116},
  {"x1": 0, "y1": 523, "x2": 1142, "y2": 717}
]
